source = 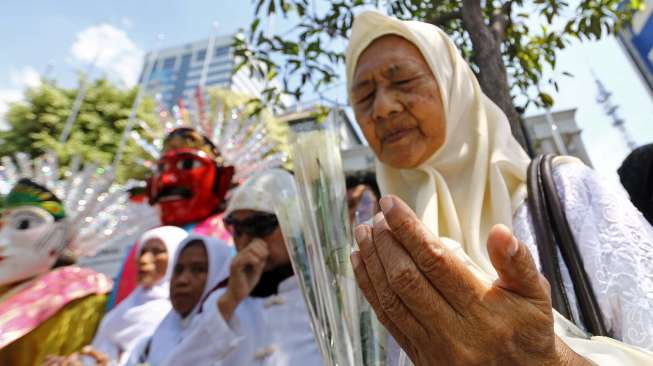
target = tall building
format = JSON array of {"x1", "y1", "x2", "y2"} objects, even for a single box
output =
[
  {"x1": 138, "y1": 34, "x2": 265, "y2": 108},
  {"x1": 523, "y1": 108, "x2": 592, "y2": 166}
]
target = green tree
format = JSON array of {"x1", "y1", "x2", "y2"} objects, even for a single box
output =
[
  {"x1": 235, "y1": 0, "x2": 642, "y2": 147},
  {"x1": 0, "y1": 77, "x2": 160, "y2": 182}
]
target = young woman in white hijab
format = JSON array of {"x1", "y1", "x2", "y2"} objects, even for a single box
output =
[
  {"x1": 123, "y1": 234, "x2": 232, "y2": 366},
  {"x1": 345, "y1": 10, "x2": 653, "y2": 366},
  {"x1": 88, "y1": 226, "x2": 188, "y2": 366},
  {"x1": 162, "y1": 169, "x2": 323, "y2": 366}
]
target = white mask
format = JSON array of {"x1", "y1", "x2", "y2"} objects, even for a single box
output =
[{"x1": 0, "y1": 206, "x2": 66, "y2": 286}]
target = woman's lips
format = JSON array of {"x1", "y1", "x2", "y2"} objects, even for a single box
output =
[
  {"x1": 138, "y1": 269, "x2": 154, "y2": 277},
  {"x1": 171, "y1": 292, "x2": 192, "y2": 302},
  {"x1": 382, "y1": 127, "x2": 416, "y2": 144}
]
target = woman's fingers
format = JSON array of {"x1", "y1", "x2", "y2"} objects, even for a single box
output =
[
  {"x1": 351, "y1": 250, "x2": 414, "y2": 353},
  {"x1": 378, "y1": 195, "x2": 486, "y2": 312},
  {"x1": 80, "y1": 346, "x2": 109, "y2": 365},
  {"x1": 354, "y1": 224, "x2": 429, "y2": 341},
  {"x1": 369, "y1": 212, "x2": 457, "y2": 327},
  {"x1": 486, "y1": 224, "x2": 551, "y2": 304}
]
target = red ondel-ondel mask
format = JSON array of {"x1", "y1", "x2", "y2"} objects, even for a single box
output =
[{"x1": 147, "y1": 129, "x2": 234, "y2": 226}]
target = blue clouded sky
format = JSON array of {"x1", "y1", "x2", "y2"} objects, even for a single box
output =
[{"x1": 2, "y1": 1, "x2": 652, "y2": 183}]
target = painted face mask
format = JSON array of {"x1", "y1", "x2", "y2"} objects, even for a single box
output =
[
  {"x1": 148, "y1": 128, "x2": 234, "y2": 226},
  {"x1": 0, "y1": 179, "x2": 67, "y2": 286}
]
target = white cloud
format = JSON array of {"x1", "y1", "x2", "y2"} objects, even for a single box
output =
[
  {"x1": 0, "y1": 89, "x2": 23, "y2": 130},
  {"x1": 9, "y1": 66, "x2": 41, "y2": 89},
  {"x1": 71, "y1": 23, "x2": 144, "y2": 87},
  {"x1": 0, "y1": 66, "x2": 41, "y2": 130}
]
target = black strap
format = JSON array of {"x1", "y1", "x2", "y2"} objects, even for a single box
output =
[
  {"x1": 526, "y1": 155, "x2": 573, "y2": 320},
  {"x1": 527, "y1": 154, "x2": 609, "y2": 336},
  {"x1": 539, "y1": 154, "x2": 609, "y2": 336}
]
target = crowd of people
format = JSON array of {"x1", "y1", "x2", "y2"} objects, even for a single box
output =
[{"x1": 1, "y1": 10, "x2": 652, "y2": 366}]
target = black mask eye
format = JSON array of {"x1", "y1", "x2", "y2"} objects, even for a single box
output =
[
  {"x1": 10, "y1": 211, "x2": 47, "y2": 231},
  {"x1": 158, "y1": 162, "x2": 166, "y2": 173},
  {"x1": 18, "y1": 219, "x2": 30, "y2": 230},
  {"x1": 177, "y1": 159, "x2": 199, "y2": 171}
]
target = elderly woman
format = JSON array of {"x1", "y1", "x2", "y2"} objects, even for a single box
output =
[{"x1": 346, "y1": 11, "x2": 653, "y2": 365}]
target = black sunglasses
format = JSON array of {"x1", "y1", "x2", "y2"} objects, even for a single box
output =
[{"x1": 224, "y1": 213, "x2": 279, "y2": 238}]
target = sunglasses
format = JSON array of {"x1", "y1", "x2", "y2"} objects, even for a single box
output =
[{"x1": 224, "y1": 213, "x2": 279, "y2": 238}]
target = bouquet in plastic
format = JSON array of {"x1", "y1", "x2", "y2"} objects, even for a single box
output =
[{"x1": 291, "y1": 115, "x2": 386, "y2": 366}]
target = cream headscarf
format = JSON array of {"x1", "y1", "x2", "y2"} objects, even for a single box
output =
[
  {"x1": 346, "y1": 10, "x2": 653, "y2": 364},
  {"x1": 346, "y1": 10, "x2": 530, "y2": 275}
]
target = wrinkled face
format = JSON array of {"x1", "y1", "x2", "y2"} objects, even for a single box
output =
[
  {"x1": 351, "y1": 35, "x2": 446, "y2": 169},
  {"x1": 137, "y1": 238, "x2": 169, "y2": 288},
  {"x1": 150, "y1": 148, "x2": 219, "y2": 226},
  {"x1": 170, "y1": 241, "x2": 208, "y2": 317},
  {"x1": 0, "y1": 206, "x2": 65, "y2": 286},
  {"x1": 227, "y1": 210, "x2": 290, "y2": 271}
]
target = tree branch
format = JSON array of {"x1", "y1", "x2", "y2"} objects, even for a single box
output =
[
  {"x1": 461, "y1": 0, "x2": 527, "y2": 147},
  {"x1": 489, "y1": 1, "x2": 513, "y2": 42},
  {"x1": 427, "y1": 10, "x2": 463, "y2": 26}
]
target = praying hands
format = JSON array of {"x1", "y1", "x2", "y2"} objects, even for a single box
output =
[{"x1": 351, "y1": 196, "x2": 590, "y2": 366}]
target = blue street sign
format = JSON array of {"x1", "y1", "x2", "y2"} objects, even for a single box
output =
[{"x1": 620, "y1": 2, "x2": 653, "y2": 96}]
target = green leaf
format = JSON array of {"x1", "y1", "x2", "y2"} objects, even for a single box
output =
[
  {"x1": 539, "y1": 92, "x2": 554, "y2": 107},
  {"x1": 251, "y1": 18, "x2": 261, "y2": 34}
]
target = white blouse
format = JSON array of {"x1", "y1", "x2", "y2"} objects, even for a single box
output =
[
  {"x1": 162, "y1": 276, "x2": 323, "y2": 366},
  {"x1": 512, "y1": 162, "x2": 653, "y2": 351}
]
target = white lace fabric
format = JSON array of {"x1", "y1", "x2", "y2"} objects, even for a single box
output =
[{"x1": 512, "y1": 162, "x2": 653, "y2": 351}]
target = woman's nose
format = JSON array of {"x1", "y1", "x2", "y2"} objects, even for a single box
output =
[
  {"x1": 371, "y1": 87, "x2": 402, "y2": 121},
  {"x1": 175, "y1": 270, "x2": 192, "y2": 286},
  {"x1": 140, "y1": 252, "x2": 155, "y2": 265}
]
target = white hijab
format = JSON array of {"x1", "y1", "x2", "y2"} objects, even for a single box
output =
[
  {"x1": 346, "y1": 10, "x2": 531, "y2": 275},
  {"x1": 141, "y1": 234, "x2": 232, "y2": 366},
  {"x1": 346, "y1": 11, "x2": 653, "y2": 364},
  {"x1": 91, "y1": 226, "x2": 188, "y2": 365}
]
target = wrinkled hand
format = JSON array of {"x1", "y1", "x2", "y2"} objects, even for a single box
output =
[
  {"x1": 218, "y1": 238, "x2": 269, "y2": 321},
  {"x1": 351, "y1": 195, "x2": 588, "y2": 366}
]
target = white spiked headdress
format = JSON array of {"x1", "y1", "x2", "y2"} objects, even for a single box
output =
[
  {"x1": 129, "y1": 89, "x2": 289, "y2": 183},
  {"x1": 0, "y1": 151, "x2": 160, "y2": 258}
]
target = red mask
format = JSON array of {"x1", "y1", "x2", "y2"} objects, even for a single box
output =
[{"x1": 148, "y1": 148, "x2": 234, "y2": 226}]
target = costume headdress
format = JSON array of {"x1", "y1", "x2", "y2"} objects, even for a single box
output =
[
  {"x1": 0, "y1": 152, "x2": 160, "y2": 258},
  {"x1": 129, "y1": 88, "x2": 289, "y2": 183}
]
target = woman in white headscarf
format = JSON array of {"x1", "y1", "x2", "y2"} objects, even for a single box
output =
[
  {"x1": 346, "y1": 10, "x2": 653, "y2": 365},
  {"x1": 89, "y1": 226, "x2": 188, "y2": 365},
  {"x1": 123, "y1": 234, "x2": 232, "y2": 366}
]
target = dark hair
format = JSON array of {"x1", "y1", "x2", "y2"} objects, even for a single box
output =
[
  {"x1": 345, "y1": 170, "x2": 381, "y2": 198},
  {"x1": 618, "y1": 143, "x2": 653, "y2": 225},
  {"x1": 163, "y1": 127, "x2": 219, "y2": 157},
  {"x1": 179, "y1": 239, "x2": 206, "y2": 254}
]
